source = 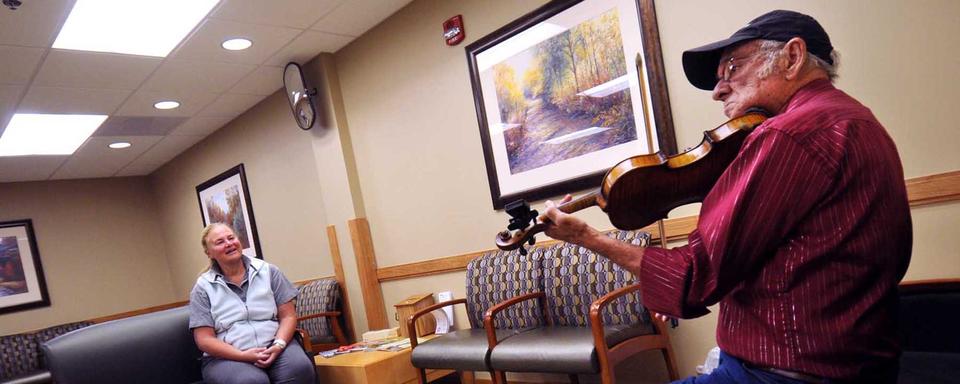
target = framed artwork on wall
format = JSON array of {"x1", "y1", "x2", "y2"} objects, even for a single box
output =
[
  {"x1": 0, "y1": 219, "x2": 50, "y2": 315},
  {"x1": 196, "y1": 164, "x2": 263, "y2": 259},
  {"x1": 466, "y1": 0, "x2": 675, "y2": 209}
]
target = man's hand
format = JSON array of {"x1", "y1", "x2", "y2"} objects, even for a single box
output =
[
  {"x1": 254, "y1": 345, "x2": 282, "y2": 368},
  {"x1": 543, "y1": 195, "x2": 600, "y2": 246}
]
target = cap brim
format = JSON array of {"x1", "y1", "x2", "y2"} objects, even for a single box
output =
[{"x1": 682, "y1": 35, "x2": 755, "y2": 90}]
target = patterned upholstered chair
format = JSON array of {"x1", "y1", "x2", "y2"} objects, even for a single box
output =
[
  {"x1": 408, "y1": 247, "x2": 547, "y2": 383},
  {"x1": 486, "y1": 230, "x2": 678, "y2": 384},
  {"x1": 0, "y1": 321, "x2": 92, "y2": 384},
  {"x1": 295, "y1": 278, "x2": 349, "y2": 353}
]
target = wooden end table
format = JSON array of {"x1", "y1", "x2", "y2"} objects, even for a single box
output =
[{"x1": 313, "y1": 347, "x2": 457, "y2": 384}]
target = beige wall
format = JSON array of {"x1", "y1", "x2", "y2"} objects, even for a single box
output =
[
  {"x1": 150, "y1": 92, "x2": 334, "y2": 297},
  {"x1": 0, "y1": 178, "x2": 176, "y2": 333},
  {"x1": 334, "y1": 0, "x2": 960, "y2": 380}
]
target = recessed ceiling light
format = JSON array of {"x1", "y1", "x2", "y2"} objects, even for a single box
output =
[
  {"x1": 52, "y1": 0, "x2": 220, "y2": 57},
  {"x1": 221, "y1": 38, "x2": 252, "y2": 51},
  {"x1": 0, "y1": 114, "x2": 108, "y2": 156},
  {"x1": 154, "y1": 100, "x2": 181, "y2": 110},
  {"x1": 109, "y1": 142, "x2": 132, "y2": 149}
]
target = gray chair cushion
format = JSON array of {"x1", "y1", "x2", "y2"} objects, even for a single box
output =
[
  {"x1": 411, "y1": 329, "x2": 529, "y2": 372},
  {"x1": 489, "y1": 324, "x2": 654, "y2": 374}
]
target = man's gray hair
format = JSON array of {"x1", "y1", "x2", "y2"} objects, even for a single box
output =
[{"x1": 757, "y1": 39, "x2": 839, "y2": 81}]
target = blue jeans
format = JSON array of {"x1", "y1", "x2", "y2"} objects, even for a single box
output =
[{"x1": 671, "y1": 351, "x2": 895, "y2": 384}]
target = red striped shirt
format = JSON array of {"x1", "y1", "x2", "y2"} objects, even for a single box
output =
[{"x1": 640, "y1": 79, "x2": 912, "y2": 379}]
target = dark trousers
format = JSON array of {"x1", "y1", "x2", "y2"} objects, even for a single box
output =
[{"x1": 671, "y1": 351, "x2": 898, "y2": 384}]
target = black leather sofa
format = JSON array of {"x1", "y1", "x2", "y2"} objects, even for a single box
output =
[
  {"x1": 42, "y1": 306, "x2": 204, "y2": 384},
  {"x1": 897, "y1": 279, "x2": 960, "y2": 384}
]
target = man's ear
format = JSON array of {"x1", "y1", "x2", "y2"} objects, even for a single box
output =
[{"x1": 782, "y1": 37, "x2": 808, "y2": 80}]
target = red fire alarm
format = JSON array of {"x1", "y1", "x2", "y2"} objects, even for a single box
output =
[{"x1": 443, "y1": 15, "x2": 465, "y2": 46}]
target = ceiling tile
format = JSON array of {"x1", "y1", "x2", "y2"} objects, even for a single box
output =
[
  {"x1": 310, "y1": 0, "x2": 411, "y2": 37},
  {"x1": 0, "y1": 0, "x2": 74, "y2": 47},
  {"x1": 134, "y1": 135, "x2": 205, "y2": 165},
  {"x1": 141, "y1": 59, "x2": 256, "y2": 95},
  {"x1": 0, "y1": 85, "x2": 24, "y2": 133},
  {"x1": 94, "y1": 116, "x2": 188, "y2": 136},
  {"x1": 20, "y1": 86, "x2": 130, "y2": 114},
  {"x1": 116, "y1": 90, "x2": 219, "y2": 117},
  {"x1": 264, "y1": 31, "x2": 352, "y2": 66},
  {"x1": 198, "y1": 94, "x2": 263, "y2": 118},
  {"x1": 34, "y1": 50, "x2": 162, "y2": 90},
  {"x1": 51, "y1": 136, "x2": 163, "y2": 180},
  {"x1": 212, "y1": 0, "x2": 343, "y2": 29},
  {"x1": 0, "y1": 46, "x2": 46, "y2": 85},
  {"x1": 228, "y1": 66, "x2": 282, "y2": 95},
  {"x1": 169, "y1": 116, "x2": 233, "y2": 136},
  {"x1": 0, "y1": 156, "x2": 67, "y2": 182},
  {"x1": 170, "y1": 18, "x2": 302, "y2": 65}
]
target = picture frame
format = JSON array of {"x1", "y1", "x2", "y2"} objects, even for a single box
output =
[
  {"x1": 196, "y1": 164, "x2": 263, "y2": 259},
  {"x1": 466, "y1": 0, "x2": 676, "y2": 209},
  {"x1": 0, "y1": 219, "x2": 50, "y2": 315}
]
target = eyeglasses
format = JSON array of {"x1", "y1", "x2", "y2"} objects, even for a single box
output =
[{"x1": 718, "y1": 51, "x2": 766, "y2": 83}]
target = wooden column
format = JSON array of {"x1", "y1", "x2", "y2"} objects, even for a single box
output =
[
  {"x1": 327, "y1": 225, "x2": 357, "y2": 342},
  {"x1": 349, "y1": 218, "x2": 389, "y2": 330}
]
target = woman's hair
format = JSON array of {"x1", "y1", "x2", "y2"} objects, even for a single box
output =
[{"x1": 200, "y1": 223, "x2": 233, "y2": 272}]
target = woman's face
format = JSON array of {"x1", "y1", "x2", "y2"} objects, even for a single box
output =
[{"x1": 204, "y1": 226, "x2": 243, "y2": 265}]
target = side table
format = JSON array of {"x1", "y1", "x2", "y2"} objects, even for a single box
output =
[{"x1": 314, "y1": 348, "x2": 456, "y2": 384}]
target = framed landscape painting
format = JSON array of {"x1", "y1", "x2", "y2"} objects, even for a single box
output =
[
  {"x1": 467, "y1": 0, "x2": 675, "y2": 209},
  {"x1": 0, "y1": 219, "x2": 50, "y2": 315},
  {"x1": 196, "y1": 164, "x2": 263, "y2": 259}
]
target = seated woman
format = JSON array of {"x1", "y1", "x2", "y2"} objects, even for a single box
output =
[{"x1": 189, "y1": 223, "x2": 316, "y2": 384}]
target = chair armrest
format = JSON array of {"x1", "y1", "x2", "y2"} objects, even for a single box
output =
[
  {"x1": 589, "y1": 283, "x2": 670, "y2": 347},
  {"x1": 295, "y1": 328, "x2": 313, "y2": 353},
  {"x1": 297, "y1": 311, "x2": 348, "y2": 345},
  {"x1": 483, "y1": 291, "x2": 547, "y2": 350},
  {"x1": 407, "y1": 298, "x2": 467, "y2": 349}
]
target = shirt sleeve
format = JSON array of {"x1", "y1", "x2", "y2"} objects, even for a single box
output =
[
  {"x1": 640, "y1": 127, "x2": 835, "y2": 318},
  {"x1": 270, "y1": 264, "x2": 299, "y2": 306},
  {"x1": 188, "y1": 283, "x2": 215, "y2": 329}
]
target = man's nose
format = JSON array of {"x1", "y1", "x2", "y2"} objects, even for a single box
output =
[{"x1": 712, "y1": 81, "x2": 729, "y2": 101}]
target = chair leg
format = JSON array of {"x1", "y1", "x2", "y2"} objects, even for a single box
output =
[
  {"x1": 490, "y1": 370, "x2": 507, "y2": 384},
  {"x1": 417, "y1": 367, "x2": 428, "y2": 384},
  {"x1": 458, "y1": 370, "x2": 475, "y2": 384},
  {"x1": 568, "y1": 373, "x2": 580, "y2": 383},
  {"x1": 662, "y1": 346, "x2": 680, "y2": 381}
]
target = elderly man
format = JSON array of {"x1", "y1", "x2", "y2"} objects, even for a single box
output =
[{"x1": 543, "y1": 10, "x2": 911, "y2": 383}]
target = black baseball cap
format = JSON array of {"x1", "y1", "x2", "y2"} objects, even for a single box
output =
[{"x1": 682, "y1": 10, "x2": 834, "y2": 90}]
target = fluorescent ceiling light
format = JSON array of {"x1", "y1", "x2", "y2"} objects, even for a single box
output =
[
  {"x1": 0, "y1": 114, "x2": 107, "y2": 156},
  {"x1": 222, "y1": 38, "x2": 252, "y2": 51},
  {"x1": 53, "y1": 0, "x2": 220, "y2": 57},
  {"x1": 154, "y1": 100, "x2": 181, "y2": 110},
  {"x1": 109, "y1": 142, "x2": 131, "y2": 149}
]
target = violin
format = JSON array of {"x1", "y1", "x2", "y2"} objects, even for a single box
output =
[{"x1": 496, "y1": 110, "x2": 769, "y2": 254}]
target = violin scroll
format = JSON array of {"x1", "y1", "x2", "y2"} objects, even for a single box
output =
[{"x1": 497, "y1": 200, "x2": 541, "y2": 255}]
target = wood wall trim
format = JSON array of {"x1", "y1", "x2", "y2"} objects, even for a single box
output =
[
  {"x1": 327, "y1": 225, "x2": 356, "y2": 342},
  {"x1": 349, "y1": 217, "x2": 389, "y2": 330},
  {"x1": 376, "y1": 170, "x2": 959, "y2": 282},
  {"x1": 906, "y1": 170, "x2": 960, "y2": 207}
]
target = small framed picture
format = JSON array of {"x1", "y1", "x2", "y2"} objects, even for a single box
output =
[
  {"x1": 196, "y1": 164, "x2": 263, "y2": 259},
  {"x1": 0, "y1": 219, "x2": 50, "y2": 315}
]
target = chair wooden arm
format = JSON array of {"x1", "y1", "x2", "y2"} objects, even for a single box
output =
[
  {"x1": 297, "y1": 311, "x2": 348, "y2": 346},
  {"x1": 295, "y1": 328, "x2": 313, "y2": 352},
  {"x1": 482, "y1": 291, "x2": 547, "y2": 350},
  {"x1": 406, "y1": 298, "x2": 467, "y2": 349}
]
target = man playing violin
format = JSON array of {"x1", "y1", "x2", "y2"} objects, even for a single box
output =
[{"x1": 543, "y1": 10, "x2": 911, "y2": 384}]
